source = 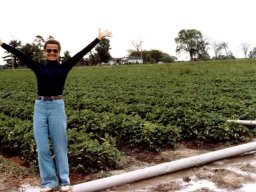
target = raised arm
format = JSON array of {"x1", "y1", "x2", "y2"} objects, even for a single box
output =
[
  {"x1": 0, "y1": 38, "x2": 39, "y2": 70},
  {"x1": 62, "y1": 29, "x2": 112, "y2": 70}
]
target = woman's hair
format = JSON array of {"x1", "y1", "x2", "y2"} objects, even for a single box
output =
[{"x1": 44, "y1": 39, "x2": 61, "y2": 51}]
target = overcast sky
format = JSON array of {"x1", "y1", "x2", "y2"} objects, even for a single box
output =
[{"x1": 1, "y1": 0, "x2": 256, "y2": 63}]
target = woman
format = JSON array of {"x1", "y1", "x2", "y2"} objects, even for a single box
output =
[{"x1": 0, "y1": 29, "x2": 112, "y2": 192}]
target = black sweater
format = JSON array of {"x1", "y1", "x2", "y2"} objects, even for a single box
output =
[{"x1": 1, "y1": 38, "x2": 100, "y2": 96}]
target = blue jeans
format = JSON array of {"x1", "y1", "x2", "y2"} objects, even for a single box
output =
[{"x1": 33, "y1": 99, "x2": 70, "y2": 188}]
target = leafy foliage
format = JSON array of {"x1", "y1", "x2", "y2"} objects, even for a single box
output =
[
  {"x1": 95, "y1": 38, "x2": 112, "y2": 63},
  {"x1": 175, "y1": 29, "x2": 209, "y2": 61}
]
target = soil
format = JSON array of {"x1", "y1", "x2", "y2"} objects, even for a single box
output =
[{"x1": 2, "y1": 140, "x2": 256, "y2": 192}]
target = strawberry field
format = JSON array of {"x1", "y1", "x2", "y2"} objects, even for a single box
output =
[{"x1": 0, "y1": 59, "x2": 256, "y2": 174}]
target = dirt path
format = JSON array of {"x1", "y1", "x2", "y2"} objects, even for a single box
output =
[
  {"x1": 3, "y1": 142, "x2": 256, "y2": 192},
  {"x1": 104, "y1": 151, "x2": 256, "y2": 192}
]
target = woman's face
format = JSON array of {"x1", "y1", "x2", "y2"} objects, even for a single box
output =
[{"x1": 44, "y1": 43, "x2": 60, "y2": 61}]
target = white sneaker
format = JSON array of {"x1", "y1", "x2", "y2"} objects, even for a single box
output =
[
  {"x1": 60, "y1": 185, "x2": 72, "y2": 192},
  {"x1": 40, "y1": 187, "x2": 53, "y2": 192}
]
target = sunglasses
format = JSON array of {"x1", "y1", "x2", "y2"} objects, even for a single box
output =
[{"x1": 46, "y1": 49, "x2": 59, "y2": 54}]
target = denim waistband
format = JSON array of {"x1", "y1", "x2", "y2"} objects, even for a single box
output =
[{"x1": 36, "y1": 95, "x2": 63, "y2": 101}]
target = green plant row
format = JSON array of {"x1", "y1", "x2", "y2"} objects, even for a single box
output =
[
  {"x1": 1, "y1": 60, "x2": 256, "y2": 173},
  {"x1": 0, "y1": 113, "x2": 121, "y2": 173}
]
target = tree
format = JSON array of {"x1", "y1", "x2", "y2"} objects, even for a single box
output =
[
  {"x1": 160, "y1": 53, "x2": 177, "y2": 63},
  {"x1": 61, "y1": 51, "x2": 71, "y2": 63},
  {"x1": 212, "y1": 41, "x2": 223, "y2": 58},
  {"x1": 131, "y1": 39, "x2": 143, "y2": 59},
  {"x1": 33, "y1": 35, "x2": 45, "y2": 62},
  {"x1": 95, "y1": 38, "x2": 112, "y2": 63},
  {"x1": 211, "y1": 41, "x2": 234, "y2": 60},
  {"x1": 248, "y1": 47, "x2": 256, "y2": 58},
  {"x1": 2, "y1": 40, "x2": 22, "y2": 69},
  {"x1": 197, "y1": 40, "x2": 210, "y2": 60},
  {"x1": 149, "y1": 49, "x2": 162, "y2": 63},
  {"x1": 20, "y1": 43, "x2": 42, "y2": 64},
  {"x1": 88, "y1": 51, "x2": 98, "y2": 65},
  {"x1": 131, "y1": 39, "x2": 143, "y2": 52},
  {"x1": 220, "y1": 42, "x2": 229, "y2": 56},
  {"x1": 240, "y1": 43, "x2": 250, "y2": 58},
  {"x1": 175, "y1": 29, "x2": 209, "y2": 61},
  {"x1": 129, "y1": 50, "x2": 175, "y2": 63},
  {"x1": 47, "y1": 35, "x2": 55, "y2": 40},
  {"x1": 34, "y1": 35, "x2": 45, "y2": 48}
]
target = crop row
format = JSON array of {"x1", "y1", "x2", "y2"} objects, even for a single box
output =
[{"x1": 0, "y1": 60, "x2": 256, "y2": 173}]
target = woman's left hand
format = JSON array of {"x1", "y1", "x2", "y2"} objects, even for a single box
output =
[{"x1": 97, "y1": 29, "x2": 112, "y2": 40}]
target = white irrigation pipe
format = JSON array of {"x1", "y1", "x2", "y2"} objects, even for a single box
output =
[
  {"x1": 72, "y1": 141, "x2": 256, "y2": 192},
  {"x1": 227, "y1": 119, "x2": 256, "y2": 126}
]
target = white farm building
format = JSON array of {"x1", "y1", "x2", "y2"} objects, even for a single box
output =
[{"x1": 108, "y1": 56, "x2": 143, "y2": 65}]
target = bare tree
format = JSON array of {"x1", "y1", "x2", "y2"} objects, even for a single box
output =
[
  {"x1": 240, "y1": 43, "x2": 250, "y2": 58},
  {"x1": 129, "y1": 39, "x2": 143, "y2": 61},
  {"x1": 212, "y1": 41, "x2": 223, "y2": 58},
  {"x1": 211, "y1": 41, "x2": 231, "y2": 59},
  {"x1": 220, "y1": 42, "x2": 229, "y2": 56},
  {"x1": 131, "y1": 39, "x2": 143, "y2": 53}
]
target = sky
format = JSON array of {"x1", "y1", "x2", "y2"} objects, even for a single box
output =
[{"x1": 1, "y1": 0, "x2": 256, "y2": 64}]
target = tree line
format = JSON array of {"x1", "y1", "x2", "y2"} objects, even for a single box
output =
[
  {"x1": 175, "y1": 29, "x2": 256, "y2": 61},
  {"x1": 2, "y1": 28, "x2": 256, "y2": 68},
  {"x1": 1, "y1": 34, "x2": 176, "y2": 69}
]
